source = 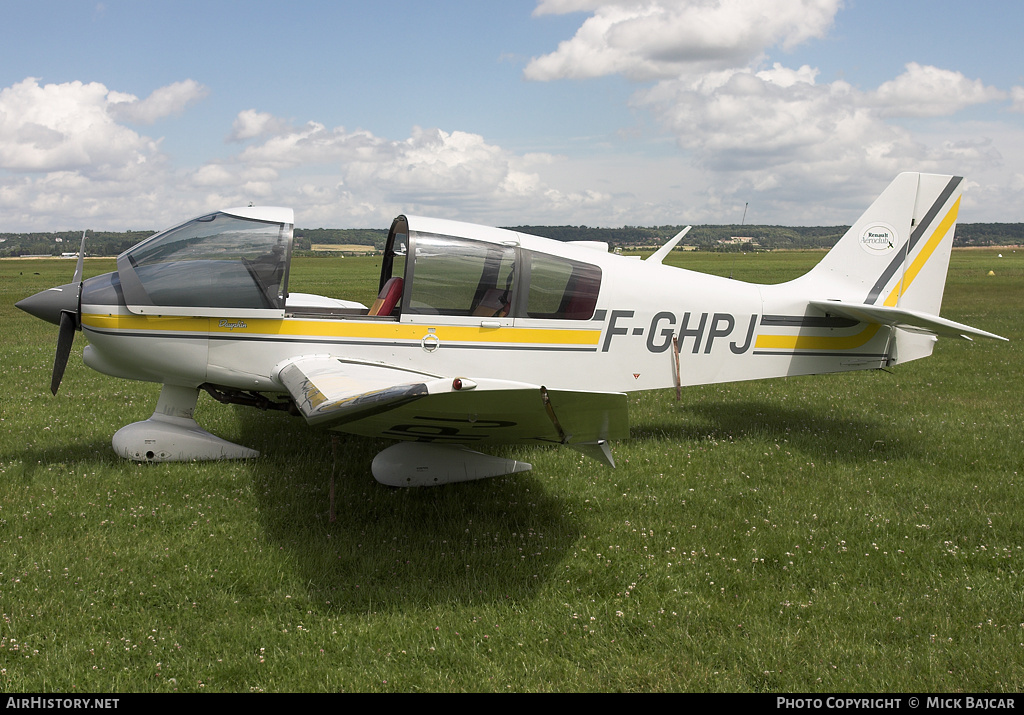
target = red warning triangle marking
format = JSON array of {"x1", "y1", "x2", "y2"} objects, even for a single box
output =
[{"x1": 633, "y1": 373, "x2": 640, "y2": 379}]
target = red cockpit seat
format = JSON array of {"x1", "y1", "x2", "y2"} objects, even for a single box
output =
[{"x1": 368, "y1": 277, "x2": 403, "y2": 316}]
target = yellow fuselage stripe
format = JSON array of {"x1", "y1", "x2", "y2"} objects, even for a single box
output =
[
  {"x1": 754, "y1": 323, "x2": 881, "y2": 351},
  {"x1": 81, "y1": 314, "x2": 602, "y2": 347}
]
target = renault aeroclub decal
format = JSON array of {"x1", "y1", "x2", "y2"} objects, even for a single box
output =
[{"x1": 859, "y1": 223, "x2": 900, "y2": 255}]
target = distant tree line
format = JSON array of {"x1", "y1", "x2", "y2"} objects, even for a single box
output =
[
  {"x1": 2, "y1": 222, "x2": 1021, "y2": 257},
  {"x1": 954, "y1": 223, "x2": 1024, "y2": 246},
  {"x1": 0, "y1": 230, "x2": 155, "y2": 258},
  {"x1": 506, "y1": 223, "x2": 1024, "y2": 251}
]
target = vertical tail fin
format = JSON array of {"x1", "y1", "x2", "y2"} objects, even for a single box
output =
[
  {"x1": 758, "y1": 174, "x2": 1001, "y2": 373},
  {"x1": 794, "y1": 173, "x2": 969, "y2": 363},
  {"x1": 799, "y1": 172, "x2": 962, "y2": 312}
]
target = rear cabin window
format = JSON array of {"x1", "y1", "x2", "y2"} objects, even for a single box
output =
[
  {"x1": 406, "y1": 235, "x2": 516, "y2": 317},
  {"x1": 525, "y1": 253, "x2": 601, "y2": 320}
]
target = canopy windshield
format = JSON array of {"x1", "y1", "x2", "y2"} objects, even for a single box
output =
[{"x1": 117, "y1": 210, "x2": 293, "y2": 317}]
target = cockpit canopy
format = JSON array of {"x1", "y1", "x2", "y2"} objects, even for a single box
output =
[
  {"x1": 379, "y1": 215, "x2": 603, "y2": 322},
  {"x1": 113, "y1": 207, "x2": 602, "y2": 324},
  {"x1": 117, "y1": 207, "x2": 293, "y2": 317}
]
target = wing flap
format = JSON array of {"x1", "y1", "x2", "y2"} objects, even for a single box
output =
[
  {"x1": 809, "y1": 300, "x2": 1007, "y2": 342},
  {"x1": 276, "y1": 356, "x2": 437, "y2": 426},
  {"x1": 541, "y1": 388, "x2": 630, "y2": 444}
]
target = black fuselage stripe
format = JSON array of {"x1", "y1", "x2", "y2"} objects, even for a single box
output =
[
  {"x1": 752, "y1": 351, "x2": 888, "y2": 358},
  {"x1": 760, "y1": 315, "x2": 859, "y2": 328}
]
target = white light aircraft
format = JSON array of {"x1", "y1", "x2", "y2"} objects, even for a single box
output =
[{"x1": 17, "y1": 173, "x2": 1006, "y2": 486}]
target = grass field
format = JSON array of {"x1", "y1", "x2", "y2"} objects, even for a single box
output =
[{"x1": 0, "y1": 249, "x2": 1021, "y2": 692}]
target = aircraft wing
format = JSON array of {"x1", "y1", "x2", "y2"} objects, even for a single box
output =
[
  {"x1": 808, "y1": 300, "x2": 1007, "y2": 342},
  {"x1": 275, "y1": 355, "x2": 629, "y2": 446}
]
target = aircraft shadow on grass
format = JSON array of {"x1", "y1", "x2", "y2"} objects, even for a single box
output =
[
  {"x1": 233, "y1": 410, "x2": 582, "y2": 610},
  {"x1": 6, "y1": 440, "x2": 124, "y2": 480},
  {"x1": 633, "y1": 398, "x2": 926, "y2": 464}
]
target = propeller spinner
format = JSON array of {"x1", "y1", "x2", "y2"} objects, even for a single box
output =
[{"x1": 15, "y1": 232, "x2": 87, "y2": 395}]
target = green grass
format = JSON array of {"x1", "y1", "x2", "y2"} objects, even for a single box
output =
[{"x1": 0, "y1": 250, "x2": 1021, "y2": 692}]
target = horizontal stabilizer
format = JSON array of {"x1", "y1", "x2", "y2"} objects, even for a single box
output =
[{"x1": 809, "y1": 300, "x2": 1007, "y2": 342}]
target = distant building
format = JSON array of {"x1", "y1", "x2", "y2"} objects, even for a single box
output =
[{"x1": 717, "y1": 236, "x2": 760, "y2": 247}]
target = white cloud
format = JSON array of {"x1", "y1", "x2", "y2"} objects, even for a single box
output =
[
  {"x1": 0, "y1": 77, "x2": 211, "y2": 229},
  {"x1": 630, "y1": 63, "x2": 1015, "y2": 217},
  {"x1": 1011, "y1": 87, "x2": 1024, "y2": 113},
  {"x1": 235, "y1": 120, "x2": 389, "y2": 169},
  {"x1": 108, "y1": 79, "x2": 209, "y2": 125},
  {"x1": 533, "y1": 0, "x2": 610, "y2": 14},
  {"x1": 222, "y1": 120, "x2": 610, "y2": 226},
  {"x1": 342, "y1": 126, "x2": 612, "y2": 221},
  {"x1": 346, "y1": 127, "x2": 508, "y2": 197},
  {"x1": 190, "y1": 163, "x2": 237, "y2": 187},
  {"x1": 525, "y1": 0, "x2": 842, "y2": 81},
  {"x1": 228, "y1": 109, "x2": 293, "y2": 142},
  {"x1": 0, "y1": 78, "x2": 162, "y2": 174},
  {"x1": 5, "y1": 1, "x2": 1023, "y2": 239},
  {"x1": 871, "y1": 63, "x2": 1005, "y2": 118},
  {"x1": 0, "y1": 81, "x2": 616, "y2": 230},
  {"x1": 0, "y1": 75, "x2": 620, "y2": 231}
]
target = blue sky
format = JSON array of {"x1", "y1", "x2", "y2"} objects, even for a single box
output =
[{"x1": 2, "y1": 0, "x2": 1023, "y2": 231}]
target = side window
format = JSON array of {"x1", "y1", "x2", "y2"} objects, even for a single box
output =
[
  {"x1": 526, "y1": 253, "x2": 601, "y2": 320},
  {"x1": 406, "y1": 235, "x2": 516, "y2": 317}
]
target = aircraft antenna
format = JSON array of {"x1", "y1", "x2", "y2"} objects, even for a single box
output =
[{"x1": 741, "y1": 202, "x2": 748, "y2": 227}]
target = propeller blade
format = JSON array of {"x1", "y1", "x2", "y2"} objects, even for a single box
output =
[
  {"x1": 72, "y1": 231, "x2": 86, "y2": 285},
  {"x1": 53, "y1": 231, "x2": 87, "y2": 395},
  {"x1": 51, "y1": 311, "x2": 76, "y2": 395}
]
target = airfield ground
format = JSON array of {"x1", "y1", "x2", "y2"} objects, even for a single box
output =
[{"x1": 0, "y1": 250, "x2": 1020, "y2": 692}]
